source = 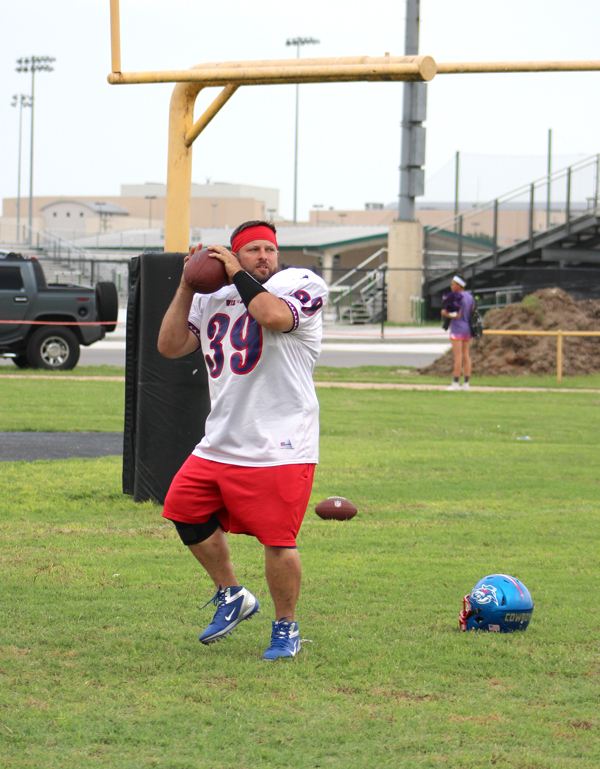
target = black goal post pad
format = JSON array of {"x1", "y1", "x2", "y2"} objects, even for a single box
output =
[{"x1": 123, "y1": 252, "x2": 211, "y2": 504}]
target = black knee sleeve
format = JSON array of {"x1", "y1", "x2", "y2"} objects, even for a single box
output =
[{"x1": 169, "y1": 515, "x2": 221, "y2": 547}]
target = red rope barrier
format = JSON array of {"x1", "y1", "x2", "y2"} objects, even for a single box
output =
[{"x1": 0, "y1": 320, "x2": 124, "y2": 326}]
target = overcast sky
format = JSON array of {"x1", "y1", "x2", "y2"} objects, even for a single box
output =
[{"x1": 1, "y1": 0, "x2": 599, "y2": 220}]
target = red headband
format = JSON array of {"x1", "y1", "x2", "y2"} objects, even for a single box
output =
[{"x1": 231, "y1": 225, "x2": 278, "y2": 253}]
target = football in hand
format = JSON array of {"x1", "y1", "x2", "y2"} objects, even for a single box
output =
[
  {"x1": 315, "y1": 496, "x2": 358, "y2": 521},
  {"x1": 184, "y1": 248, "x2": 228, "y2": 294}
]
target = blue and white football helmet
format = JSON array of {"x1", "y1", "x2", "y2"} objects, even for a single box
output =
[{"x1": 459, "y1": 574, "x2": 534, "y2": 632}]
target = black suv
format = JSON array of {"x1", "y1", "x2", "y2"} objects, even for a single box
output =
[{"x1": 0, "y1": 251, "x2": 118, "y2": 370}]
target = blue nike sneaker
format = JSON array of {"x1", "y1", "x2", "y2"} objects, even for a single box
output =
[
  {"x1": 198, "y1": 585, "x2": 259, "y2": 645},
  {"x1": 262, "y1": 618, "x2": 301, "y2": 660}
]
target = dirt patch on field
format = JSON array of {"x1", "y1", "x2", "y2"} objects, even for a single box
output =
[{"x1": 420, "y1": 288, "x2": 600, "y2": 377}]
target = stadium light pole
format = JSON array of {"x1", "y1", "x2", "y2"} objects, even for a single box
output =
[
  {"x1": 145, "y1": 195, "x2": 157, "y2": 228},
  {"x1": 398, "y1": 0, "x2": 426, "y2": 221},
  {"x1": 454, "y1": 150, "x2": 460, "y2": 232},
  {"x1": 15, "y1": 56, "x2": 55, "y2": 243},
  {"x1": 10, "y1": 94, "x2": 32, "y2": 243},
  {"x1": 286, "y1": 37, "x2": 320, "y2": 225},
  {"x1": 546, "y1": 128, "x2": 552, "y2": 229}
]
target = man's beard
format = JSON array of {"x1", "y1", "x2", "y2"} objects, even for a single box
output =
[{"x1": 251, "y1": 262, "x2": 279, "y2": 284}]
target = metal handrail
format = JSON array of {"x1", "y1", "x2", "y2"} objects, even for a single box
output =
[
  {"x1": 474, "y1": 284, "x2": 524, "y2": 295},
  {"x1": 331, "y1": 261, "x2": 388, "y2": 326},
  {"x1": 329, "y1": 247, "x2": 388, "y2": 289},
  {"x1": 423, "y1": 154, "x2": 600, "y2": 286},
  {"x1": 330, "y1": 264, "x2": 387, "y2": 306},
  {"x1": 21, "y1": 223, "x2": 90, "y2": 261},
  {"x1": 425, "y1": 153, "x2": 600, "y2": 241}
]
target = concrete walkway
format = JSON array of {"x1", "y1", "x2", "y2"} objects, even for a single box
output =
[{"x1": 0, "y1": 432, "x2": 123, "y2": 462}]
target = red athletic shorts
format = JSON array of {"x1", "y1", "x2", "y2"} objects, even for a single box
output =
[{"x1": 162, "y1": 455, "x2": 316, "y2": 547}]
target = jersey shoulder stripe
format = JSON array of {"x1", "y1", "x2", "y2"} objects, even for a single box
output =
[
  {"x1": 188, "y1": 321, "x2": 202, "y2": 342},
  {"x1": 283, "y1": 300, "x2": 300, "y2": 332}
]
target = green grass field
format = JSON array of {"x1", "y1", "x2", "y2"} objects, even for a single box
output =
[
  {"x1": 2, "y1": 362, "x2": 600, "y2": 390},
  {"x1": 314, "y1": 366, "x2": 600, "y2": 389},
  {"x1": 1, "y1": 375, "x2": 600, "y2": 767}
]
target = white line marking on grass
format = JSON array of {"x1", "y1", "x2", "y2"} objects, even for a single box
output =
[
  {"x1": 314, "y1": 382, "x2": 600, "y2": 393},
  {"x1": 2, "y1": 376, "x2": 599, "y2": 393},
  {"x1": 320, "y1": 343, "x2": 451, "y2": 354}
]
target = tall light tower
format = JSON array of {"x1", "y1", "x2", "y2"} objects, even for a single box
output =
[
  {"x1": 286, "y1": 37, "x2": 320, "y2": 225},
  {"x1": 145, "y1": 195, "x2": 157, "y2": 228},
  {"x1": 10, "y1": 94, "x2": 32, "y2": 244},
  {"x1": 398, "y1": 0, "x2": 426, "y2": 221},
  {"x1": 15, "y1": 56, "x2": 55, "y2": 243}
]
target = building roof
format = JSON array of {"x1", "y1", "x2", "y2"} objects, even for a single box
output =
[
  {"x1": 40, "y1": 200, "x2": 129, "y2": 216},
  {"x1": 73, "y1": 225, "x2": 390, "y2": 252},
  {"x1": 273, "y1": 225, "x2": 388, "y2": 251},
  {"x1": 88, "y1": 202, "x2": 130, "y2": 216}
]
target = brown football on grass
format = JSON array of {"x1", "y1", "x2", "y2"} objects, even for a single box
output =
[{"x1": 315, "y1": 496, "x2": 358, "y2": 521}]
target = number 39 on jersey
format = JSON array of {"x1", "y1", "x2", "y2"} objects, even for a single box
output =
[{"x1": 203, "y1": 311, "x2": 262, "y2": 379}]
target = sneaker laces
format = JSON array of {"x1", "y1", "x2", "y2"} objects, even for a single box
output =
[
  {"x1": 198, "y1": 585, "x2": 226, "y2": 613},
  {"x1": 269, "y1": 617, "x2": 293, "y2": 649}
]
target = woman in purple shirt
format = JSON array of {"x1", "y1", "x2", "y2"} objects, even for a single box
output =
[{"x1": 440, "y1": 271, "x2": 475, "y2": 390}]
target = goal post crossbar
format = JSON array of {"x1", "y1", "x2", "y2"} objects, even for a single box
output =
[{"x1": 107, "y1": 0, "x2": 600, "y2": 252}]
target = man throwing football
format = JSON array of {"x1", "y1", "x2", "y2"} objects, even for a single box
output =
[{"x1": 157, "y1": 220, "x2": 328, "y2": 660}]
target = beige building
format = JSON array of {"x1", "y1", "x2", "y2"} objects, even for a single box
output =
[
  {"x1": 0, "y1": 181, "x2": 280, "y2": 243},
  {"x1": 38, "y1": 200, "x2": 130, "y2": 239},
  {"x1": 307, "y1": 203, "x2": 395, "y2": 227},
  {"x1": 2, "y1": 179, "x2": 577, "y2": 251}
]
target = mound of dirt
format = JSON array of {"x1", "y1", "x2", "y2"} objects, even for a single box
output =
[{"x1": 420, "y1": 288, "x2": 600, "y2": 377}]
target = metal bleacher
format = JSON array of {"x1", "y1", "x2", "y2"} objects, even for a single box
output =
[{"x1": 423, "y1": 154, "x2": 600, "y2": 309}]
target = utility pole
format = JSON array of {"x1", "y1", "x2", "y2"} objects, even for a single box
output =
[
  {"x1": 398, "y1": 0, "x2": 426, "y2": 221},
  {"x1": 145, "y1": 195, "x2": 157, "y2": 228},
  {"x1": 10, "y1": 94, "x2": 32, "y2": 243},
  {"x1": 546, "y1": 128, "x2": 552, "y2": 229},
  {"x1": 454, "y1": 150, "x2": 460, "y2": 230},
  {"x1": 16, "y1": 56, "x2": 55, "y2": 243},
  {"x1": 286, "y1": 37, "x2": 320, "y2": 225}
]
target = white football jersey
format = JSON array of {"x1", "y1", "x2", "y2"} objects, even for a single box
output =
[{"x1": 187, "y1": 268, "x2": 328, "y2": 467}]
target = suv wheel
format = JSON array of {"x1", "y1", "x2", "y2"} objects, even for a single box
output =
[{"x1": 26, "y1": 326, "x2": 81, "y2": 370}]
